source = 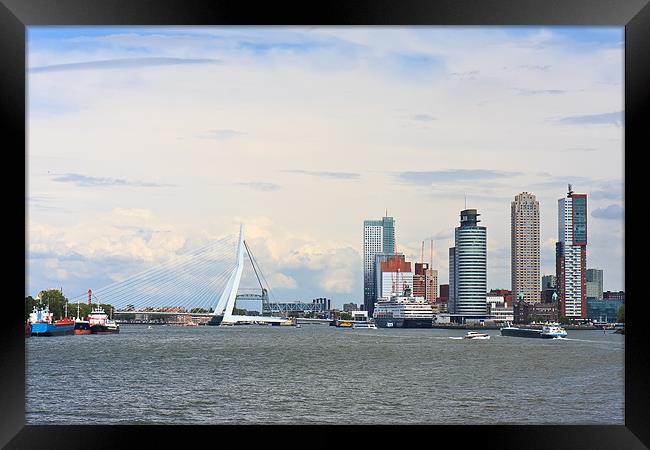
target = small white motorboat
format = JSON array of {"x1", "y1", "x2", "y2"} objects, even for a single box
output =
[
  {"x1": 464, "y1": 331, "x2": 490, "y2": 340},
  {"x1": 353, "y1": 322, "x2": 378, "y2": 329}
]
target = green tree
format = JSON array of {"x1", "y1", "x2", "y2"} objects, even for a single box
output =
[
  {"x1": 37, "y1": 289, "x2": 68, "y2": 319},
  {"x1": 25, "y1": 296, "x2": 36, "y2": 320},
  {"x1": 558, "y1": 315, "x2": 571, "y2": 325},
  {"x1": 617, "y1": 304, "x2": 625, "y2": 323}
]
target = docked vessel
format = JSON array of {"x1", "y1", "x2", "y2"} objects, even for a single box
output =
[
  {"x1": 373, "y1": 291, "x2": 434, "y2": 328},
  {"x1": 73, "y1": 300, "x2": 91, "y2": 334},
  {"x1": 74, "y1": 318, "x2": 92, "y2": 335},
  {"x1": 88, "y1": 307, "x2": 120, "y2": 334},
  {"x1": 464, "y1": 331, "x2": 490, "y2": 340},
  {"x1": 352, "y1": 322, "x2": 377, "y2": 329},
  {"x1": 501, "y1": 323, "x2": 567, "y2": 339},
  {"x1": 29, "y1": 306, "x2": 75, "y2": 336}
]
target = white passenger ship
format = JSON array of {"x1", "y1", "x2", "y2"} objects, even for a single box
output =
[{"x1": 373, "y1": 289, "x2": 434, "y2": 328}]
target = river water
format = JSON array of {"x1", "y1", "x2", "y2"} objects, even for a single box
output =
[{"x1": 25, "y1": 325, "x2": 624, "y2": 424}]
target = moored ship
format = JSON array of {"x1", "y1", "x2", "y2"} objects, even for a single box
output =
[
  {"x1": 29, "y1": 306, "x2": 75, "y2": 336},
  {"x1": 73, "y1": 300, "x2": 92, "y2": 334},
  {"x1": 74, "y1": 317, "x2": 92, "y2": 335},
  {"x1": 88, "y1": 307, "x2": 120, "y2": 334},
  {"x1": 373, "y1": 290, "x2": 434, "y2": 328},
  {"x1": 500, "y1": 323, "x2": 567, "y2": 339}
]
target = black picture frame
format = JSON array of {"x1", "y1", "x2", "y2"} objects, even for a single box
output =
[{"x1": 2, "y1": 0, "x2": 647, "y2": 448}]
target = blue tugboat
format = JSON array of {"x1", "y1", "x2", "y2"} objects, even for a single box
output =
[{"x1": 29, "y1": 305, "x2": 75, "y2": 336}]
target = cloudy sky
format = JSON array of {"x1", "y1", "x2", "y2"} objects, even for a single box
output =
[{"x1": 27, "y1": 26, "x2": 624, "y2": 308}]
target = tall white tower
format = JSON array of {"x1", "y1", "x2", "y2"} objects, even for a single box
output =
[{"x1": 556, "y1": 185, "x2": 587, "y2": 319}]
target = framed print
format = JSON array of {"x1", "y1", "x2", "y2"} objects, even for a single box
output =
[{"x1": 2, "y1": 0, "x2": 648, "y2": 448}]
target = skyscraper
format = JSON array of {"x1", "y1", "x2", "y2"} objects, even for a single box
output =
[
  {"x1": 449, "y1": 209, "x2": 487, "y2": 316},
  {"x1": 556, "y1": 184, "x2": 588, "y2": 319},
  {"x1": 511, "y1": 192, "x2": 540, "y2": 303},
  {"x1": 586, "y1": 268, "x2": 604, "y2": 300},
  {"x1": 363, "y1": 215, "x2": 395, "y2": 314}
]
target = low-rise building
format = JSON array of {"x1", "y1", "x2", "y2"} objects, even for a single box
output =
[
  {"x1": 587, "y1": 298, "x2": 624, "y2": 323},
  {"x1": 352, "y1": 310, "x2": 369, "y2": 321},
  {"x1": 486, "y1": 294, "x2": 513, "y2": 323},
  {"x1": 513, "y1": 300, "x2": 559, "y2": 324},
  {"x1": 603, "y1": 291, "x2": 625, "y2": 301},
  {"x1": 488, "y1": 289, "x2": 512, "y2": 307}
]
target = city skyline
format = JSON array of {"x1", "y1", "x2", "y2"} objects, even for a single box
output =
[{"x1": 27, "y1": 27, "x2": 624, "y2": 308}]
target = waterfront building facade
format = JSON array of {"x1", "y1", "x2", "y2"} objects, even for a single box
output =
[
  {"x1": 488, "y1": 289, "x2": 512, "y2": 307},
  {"x1": 587, "y1": 298, "x2": 623, "y2": 323},
  {"x1": 374, "y1": 252, "x2": 403, "y2": 298},
  {"x1": 449, "y1": 209, "x2": 488, "y2": 316},
  {"x1": 586, "y1": 268, "x2": 604, "y2": 300},
  {"x1": 363, "y1": 215, "x2": 395, "y2": 314},
  {"x1": 511, "y1": 192, "x2": 541, "y2": 303},
  {"x1": 514, "y1": 299, "x2": 559, "y2": 324},
  {"x1": 413, "y1": 263, "x2": 438, "y2": 304},
  {"x1": 343, "y1": 303, "x2": 359, "y2": 312},
  {"x1": 376, "y1": 254, "x2": 413, "y2": 300},
  {"x1": 486, "y1": 294, "x2": 514, "y2": 323},
  {"x1": 603, "y1": 290, "x2": 625, "y2": 301},
  {"x1": 556, "y1": 185, "x2": 588, "y2": 319}
]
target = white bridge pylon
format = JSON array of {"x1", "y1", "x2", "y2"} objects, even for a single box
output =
[{"x1": 213, "y1": 224, "x2": 291, "y2": 325}]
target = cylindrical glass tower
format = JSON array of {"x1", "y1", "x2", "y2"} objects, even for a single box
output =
[{"x1": 453, "y1": 209, "x2": 487, "y2": 315}]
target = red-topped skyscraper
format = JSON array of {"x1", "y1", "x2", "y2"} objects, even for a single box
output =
[{"x1": 556, "y1": 184, "x2": 588, "y2": 319}]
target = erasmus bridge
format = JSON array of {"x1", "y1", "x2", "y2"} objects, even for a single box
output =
[{"x1": 66, "y1": 225, "x2": 304, "y2": 325}]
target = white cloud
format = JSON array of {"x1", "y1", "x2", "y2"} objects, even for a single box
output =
[
  {"x1": 269, "y1": 272, "x2": 298, "y2": 289},
  {"x1": 27, "y1": 27, "x2": 625, "y2": 300}
]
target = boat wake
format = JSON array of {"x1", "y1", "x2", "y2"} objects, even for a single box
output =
[
  {"x1": 448, "y1": 337, "x2": 464, "y2": 340},
  {"x1": 559, "y1": 337, "x2": 610, "y2": 343}
]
